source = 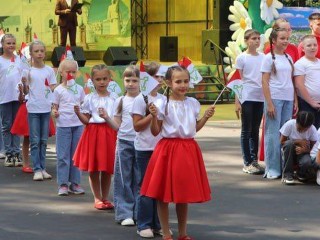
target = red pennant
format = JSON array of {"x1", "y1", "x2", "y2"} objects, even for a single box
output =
[
  {"x1": 228, "y1": 69, "x2": 241, "y2": 83},
  {"x1": 33, "y1": 33, "x2": 38, "y2": 41},
  {"x1": 178, "y1": 56, "x2": 192, "y2": 68},
  {"x1": 45, "y1": 78, "x2": 49, "y2": 87},
  {"x1": 10, "y1": 56, "x2": 15, "y2": 63},
  {"x1": 140, "y1": 61, "x2": 145, "y2": 72},
  {"x1": 67, "y1": 72, "x2": 73, "y2": 81},
  {"x1": 20, "y1": 42, "x2": 27, "y2": 57},
  {"x1": 60, "y1": 53, "x2": 66, "y2": 62}
]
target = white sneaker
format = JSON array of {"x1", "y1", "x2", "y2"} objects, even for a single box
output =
[
  {"x1": 121, "y1": 218, "x2": 135, "y2": 226},
  {"x1": 316, "y1": 170, "x2": 320, "y2": 186},
  {"x1": 42, "y1": 170, "x2": 52, "y2": 179},
  {"x1": 137, "y1": 228, "x2": 154, "y2": 238},
  {"x1": 33, "y1": 171, "x2": 44, "y2": 181}
]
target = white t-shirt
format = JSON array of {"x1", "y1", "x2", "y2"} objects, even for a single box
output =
[
  {"x1": 0, "y1": 55, "x2": 23, "y2": 104},
  {"x1": 131, "y1": 93, "x2": 165, "y2": 151},
  {"x1": 81, "y1": 92, "x2": 117, "y2": 123},
  {"x1": 294, "y1": 57, "x2": 320, "y2": 102},
  {"x1": 26, "y1": 65, "x2": 56, "y2": 113},
  {"x1": 310, "y1": 128, "x2": 320, "y2": 159},
  {"x1": 53, "y1": 84, "x2": 85, "y2": 127},
  {"x1": 155, "y1": 97, "x2": 200, "y2": 138},
  {"x1": 235, "y1": 52, "x2": 264, "y2": 102},
  {"x1": 280, "y1": 119, "x2": 318, "y2": 141},
  {"x1": 260, "y1": 53, "x2": 294, "y2": 101},
  {"x1": 113, "y1": 95, "x2": 136, "y2": 141}
]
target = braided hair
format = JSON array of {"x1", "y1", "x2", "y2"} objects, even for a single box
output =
[{"x1": 269, "y1": 27, "x2": 294, "y2": 75}]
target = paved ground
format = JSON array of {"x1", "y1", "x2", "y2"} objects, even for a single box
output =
[{"x1": 1, "y1": 121, "x2": 320, "y2": 240}]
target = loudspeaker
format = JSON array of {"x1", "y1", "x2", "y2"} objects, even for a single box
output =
[
  {"x1": 103, "y1": 47, "x2": 138, "y2": 66},
  {"x1": 51, "y1": 46, "x2": 86, "y2": 67},
  {"x1": 160, "y1": 36, "x2": 178, "y2": 62}
]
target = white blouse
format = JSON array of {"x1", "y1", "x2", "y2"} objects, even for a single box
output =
[
  {"x1": 81, "y1": 92, "x2": 117, "y2": 123},
  {"x1": 155, "y1": 97, "x2": 200, "y2": 138}
]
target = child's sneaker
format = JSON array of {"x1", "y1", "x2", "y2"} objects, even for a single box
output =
[
  {"x1": 4, "y1": 154, "x2": 14, "y2": 167},
  {"x1": 33, "y1": 171, "x2": 44, "y2": 181},
  {"x1": 69, "y1": 183, "x2": 85, "y2": 195},
  {"x1": 137, "y1": 228, "x2": 154, "y2": 238},
  {"x1": 41, "y1": 170, "x2": 52, "y2": 179},
  {"x1": 282, "y1": 176, "x2": 294, "y2": 185},
  {"x1": 242, "y1": 164, "x2": 260, "y2": 174},
  {"x1": 120, "y1": 218, "x2": 135, "y2": 226},
  {"x1": 58, "y1": 184, "x2": 69, "y2": 196},
  {"x1": 14, "y1": 154, "x2": 23, "y2": 167}
]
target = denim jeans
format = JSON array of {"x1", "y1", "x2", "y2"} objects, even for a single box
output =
[
  {"x1": 0, "y1": 119, "x2": 4, "y2": 153},
  {"x1": 298, "y1": 97, "x2": 320, "y2": 129},
  {"x1": 113, "y1": 139, "x2": 139, "y2": 222},
  {"x1": 136, "y1": 150, "x2": 160, "y2": 231},
  {"x1": 264, "y1": 99, "x2": 293, "y2": 178},
  {"x1": 28, "y1": 112, "x2": 50, "y2": 173},
  {"x1": 56, "y1": 126, "x2": 83, "y2": 186},
  {"x1": 240, "y1": 101, "x2": 264, "y2": 166},
  {"x1": 282, "y1": 140, "x2": 317, "y2": 178},
  {"x1": 0, "y1": 101, "x2": 20, "y2": 155}
]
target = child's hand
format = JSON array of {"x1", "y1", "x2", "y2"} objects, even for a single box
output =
[
  {"x1": 74, "y1": 105, "x2": 81, "y2": 115},
  {"x1": 98, "y1": 107, "x2": 109, "y2": 119},
  {"x1": 204, "y1": 105, "x2": 215, "y2": 119},
  {"x1": 235, "y1": 102, "x2": 241, "y2": 119},
  {"x1": 52, "y1": 108, "x2": 59, "y2": 118},
  {"x1": 21, "y1": 77, "x2": 27, "y2": 85},
  {"x1": 149, "y1": 103, "x2": 158, "y2": 117}
]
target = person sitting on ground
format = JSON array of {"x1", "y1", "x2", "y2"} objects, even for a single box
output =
[{"x1": 280, "y1": 111, "x2": 318, "y2": 185}]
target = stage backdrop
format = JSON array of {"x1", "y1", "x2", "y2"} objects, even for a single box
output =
[{"x1": 0, "y1": 0, "x2": 131, "y2": 51}]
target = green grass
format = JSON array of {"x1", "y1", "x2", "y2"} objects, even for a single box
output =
[{"x1": 200, "y1": 103, "x2": 238, "y2": 121}]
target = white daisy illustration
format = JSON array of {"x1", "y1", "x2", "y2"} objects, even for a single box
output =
[
  {"x1": 228, "y1": 1, "x2": 252, "y2": 47},
  {"x1": 224, "y1": 41, "x2": 243, "y2": 80},
  {"x1": 260, "y1": 0, "x2": 283, "y2": 25}
]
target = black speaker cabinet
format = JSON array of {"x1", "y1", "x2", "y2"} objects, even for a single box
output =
[
  {"x1": 160, "y1": 36, "x2": 178, "y2": 62},
  {"x1": 103, "y1": 47, "x2": 138, "y2": 66},
  {"x1": 51, "y1": 46, "x2": 86, "y2": 67}
]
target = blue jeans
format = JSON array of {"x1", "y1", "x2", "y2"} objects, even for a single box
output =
[
  {"x1": 113, "y1": 139, "x2": 139, "y2": 222},
  {"x1": 240, "y1": 101, "x2": 264, "y2": 166},
  {"x1": 264, "y1": 99, "x2": 293, "y2": 178},
  {"x1": 28, "y1": 112, "x2": 50, "y2": 173},
  {"x1": 0, "y1": 101, "x2": 20, "y2": 155},
  {"x1": 136, "y1": 150, "x2": 160, "y2": 231},
  {"x1": 0, "y1": 119, "x2": 4, "y2": 153},
  {"x1": 56, "y1": 126, "x2": 83, "y2": 186}
]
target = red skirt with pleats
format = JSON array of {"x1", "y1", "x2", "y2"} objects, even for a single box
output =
[
  {"x1": 10, "y1": 102, "x2": 56, "y2": 137},
  {"x1": 73, "y1": 123, "x2": 117, "y2": 173},
  {"x1": 141, "y1": 138, "x2": 211, "y2": 203}
]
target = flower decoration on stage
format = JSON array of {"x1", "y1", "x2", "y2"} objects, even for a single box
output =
[
  {"x1": 257, "y1": 27, "x2": 272, "y2": 53},
  {"x1": 223, "y1": 41, "x2": 242, "y2": 80},
  {"x1": 228, "y1": 1, "x2": 252, "y2": 47},
  {"x1": 260, "y1": 0, "x2": 283, "y2": 25}
]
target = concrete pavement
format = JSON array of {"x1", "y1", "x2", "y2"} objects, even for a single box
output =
[{"x1": 0, "y1": 121, "x2": 320, "y2": 240}]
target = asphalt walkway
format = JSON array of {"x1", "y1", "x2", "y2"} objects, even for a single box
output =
[{"x1": 0, "y1": 121, "x2": 319, "y2": 240}]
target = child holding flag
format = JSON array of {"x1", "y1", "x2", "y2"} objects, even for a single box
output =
[{"x1": 22, "y1": 40, "x2": 56, "y2": 181}]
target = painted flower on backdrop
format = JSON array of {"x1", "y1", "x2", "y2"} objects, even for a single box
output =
[
  {"x1": 228, "y1": 1, "x2": 252, "y2": 47},
  {"x1": 260, "y1": 0, "x2": 283, "y2": 25},
  {"x1": 223, "y1": 41, "x2": 243, "y2": 80}
]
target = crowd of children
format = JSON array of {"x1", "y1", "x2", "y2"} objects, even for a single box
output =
[
  {"x1": 235, "y1": 14, "x2": 320, "y2": 186},
  {"x1": 3, "y1": 12, "x2": 320, "y2": 240}
]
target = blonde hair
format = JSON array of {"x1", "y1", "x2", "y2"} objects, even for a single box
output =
[
  {"x1": 57, "y1": 59, "x2": 78, "y2": 83},
  {"x1": 91, "y1": 64, "x2": 112, "y2": 79}
]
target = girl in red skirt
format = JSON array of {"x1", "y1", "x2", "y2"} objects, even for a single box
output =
[
  {"x1": 11, "y1": 83, "x2": 55, "y2": 173},
  {"x1": 73, "y1": 64, "x2": 118, "y2": 210},
  {"x1": 141, "y1": 66, "x2": 215, "y2": 240}
]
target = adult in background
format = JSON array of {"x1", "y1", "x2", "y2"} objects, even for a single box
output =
[
  {"x1": 55, "y1": 0, "x2": 82, "y2": 47},
  {"x1": 298, "y1": 13, "x2": 320, "y2": 58}
]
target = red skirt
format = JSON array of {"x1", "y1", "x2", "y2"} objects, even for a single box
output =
[
  {"x1": 141, "y1": 138, "x2": 211, "y2": 203},
  {"x1": 10, "y1": 102, "x2": 56, "y2": 137},
  {"x1": 73, "y1": 123, "x2": 117, "y2": 173}
]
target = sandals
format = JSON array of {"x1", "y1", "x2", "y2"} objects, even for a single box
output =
[
  {"x1": 177, "y1": 236, "x2": 193, "y2": 240},
  {"x1": 102, "y1": 200, "x2": 114, "y2": 209},
  {"x1": 94, "y1": 201, "x2": 108, "y2": 210}
]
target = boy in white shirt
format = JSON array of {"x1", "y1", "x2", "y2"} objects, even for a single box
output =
[{"x1": 280, "y1": 111, "x2": 318, "y2": 185}]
